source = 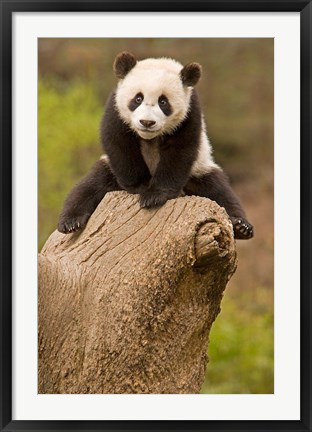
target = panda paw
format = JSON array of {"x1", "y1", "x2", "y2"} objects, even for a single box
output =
[
  {"x1": 57, "y1": 213, "x2": 91, "y2": 234},
  {"x1": 139, "y1": 188, "x2": 173, "y2": 209},
  {"x1": 125, "y1": 183, "x2": 149, "y2": 195},
  {"x1": 230, "y1": 217, "x2": 254, "y2": 240}
]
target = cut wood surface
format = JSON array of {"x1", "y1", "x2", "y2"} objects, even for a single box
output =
[{"x1": 38, "y1": 191, "x2": 237, "y2": 394}]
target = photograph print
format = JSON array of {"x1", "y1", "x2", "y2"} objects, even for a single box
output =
[{"x1": 38, "y1": 37, "x2": 273, "y2": 395}]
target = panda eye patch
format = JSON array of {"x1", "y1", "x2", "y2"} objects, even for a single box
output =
[
  {"x1": 128, "y1": 92, "x2": 144, "y2": 111},
  {"x1": 158, "y1": 95, "x2": 172, "y2": 116}
]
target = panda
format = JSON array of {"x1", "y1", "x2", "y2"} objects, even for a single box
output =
[{"x1": 58, "y1": 51, "x2": 254, "y2": 240}]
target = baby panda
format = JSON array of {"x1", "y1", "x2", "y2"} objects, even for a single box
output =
[{"x1": 58, "y1": 52, "x2": 253, "y2": 240}]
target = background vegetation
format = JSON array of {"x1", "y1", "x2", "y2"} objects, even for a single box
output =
[{"x1": 38, "y1": 38, "x2": 274, "y2": 394}]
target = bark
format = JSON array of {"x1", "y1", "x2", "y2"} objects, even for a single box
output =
[{"x1": 38, "y1": 191, "x2": 237, "y2": 394}]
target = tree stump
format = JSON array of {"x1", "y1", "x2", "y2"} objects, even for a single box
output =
[{"x1": 38, "y1": 191, "x2": 237, "y2": 394}]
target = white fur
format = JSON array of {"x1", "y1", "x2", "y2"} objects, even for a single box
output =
[
  {"x1": 102, "y1": 121, "x2": 217, "y2": 178},
  {"x1": 140, "y1": 139, "x2": 160, "y2": 176},
  {"x1": 190, "y1": 119, "x2": 218, "y2": 176},
  {"x1": 115, "y1": 57, "x2": 192, "y2": 139},
  {"x1": 130, "y1": 103, "x2": 166, "y2": 140},
  {"x1": 139, "y1": 122, "x2": 218, "y2": 178},
  {"x1": 100, "y1": 154, "x2": 109, "y2": 163}
]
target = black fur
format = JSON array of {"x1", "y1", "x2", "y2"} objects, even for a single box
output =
[
  {"x1": 101, "y1": 92, "x2": 152, "y2": 191},
  {"x1": 184, "y1": 169, "x2": 254, "y2": 239},
  {"x1": 58, "y1": 160, "x2": 121, "y2": 234},
  {"x1": 128, "y1": 92, "x2": 143, "y2": 111},
  {"x1": 139, "y1": 91, "x2": 202, "y2": 208},
  {"x1": 180, "y1": 63, "x2": 202, "y2": 87},
  {"x1": 158, "y1": 95, "x2": 172, "y2": 116},
  {"x1": 113, "y1": 52, "x2": 137, "y2": 79}
]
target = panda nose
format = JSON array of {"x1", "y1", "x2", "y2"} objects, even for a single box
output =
[{"x1": 140, "y1": 120, "x2": 156, "y2": 128}]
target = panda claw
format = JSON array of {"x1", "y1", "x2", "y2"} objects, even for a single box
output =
[
  {"x1": 230, "y1": 216, "x2": 254, "y2": 240},
  {"x1": 139, "y1": 188, "x2": 172, "y2": 209},
  {"x1": 57, "y1": 213, "x2": 91, "y2": 234}
]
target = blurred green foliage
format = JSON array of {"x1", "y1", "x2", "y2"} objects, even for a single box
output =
[
  {"x1": 201, "y1": 292, "x2": 274, "y2": 394},
  {"x1": 38, "y1": 38, "x2": 274, "y2": 394},
  {"x1": 38, "y1": 80, "x2": 103, "y2": 246}
]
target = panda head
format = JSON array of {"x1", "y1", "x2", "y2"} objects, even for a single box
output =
[{"x1": 114, "y1": 52, "x2": 202, "y2": 140}]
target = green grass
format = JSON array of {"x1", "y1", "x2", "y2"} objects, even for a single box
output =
[
  {"x1": 201, "y1": 293, "x2": 274, "y2": 394},
  {"x1": 38, "y1": 79, "x2": 103, "y2": 249}
]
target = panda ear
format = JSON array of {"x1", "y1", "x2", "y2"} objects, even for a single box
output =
[
  {"x1": 113, "y1": 52, "x2": 137, "y2": 79},
  {"x1": 180, "y1": 62, "x2": 202, "y2": 87}
]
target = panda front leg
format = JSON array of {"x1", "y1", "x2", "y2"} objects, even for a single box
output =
[
  {"x1": 57, "y1": 158, "x2": 122, "y2": 234},
  {"x1": 184, "y1": 168, "x2": 254, "y2": 240},
  {"x1": 139, "y1": 145, "x2": 192, "y2": 209}
]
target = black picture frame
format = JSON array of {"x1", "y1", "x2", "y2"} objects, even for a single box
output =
[{"x1": 1, "y1": 1, "x2": 311, "y2": 431}]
